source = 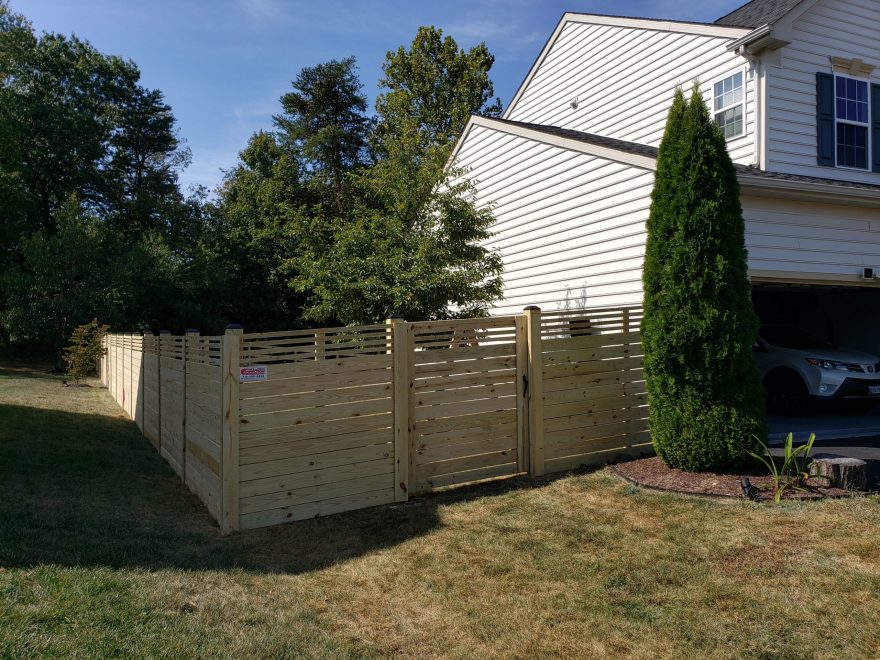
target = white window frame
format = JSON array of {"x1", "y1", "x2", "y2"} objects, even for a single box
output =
[
  {"x1": 833, "y1": 72, "x2": 871, "y2": 171},
  {"x1": 712, "y1": 69, "x2": 746, "y2": 140}
]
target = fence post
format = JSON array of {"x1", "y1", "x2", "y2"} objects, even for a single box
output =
[
  {"x1": 221, "y1": 324, "x2": 243, "y2": 534},
  {"x1": 515, "y1": 314, "x2": 530, "y2": 474},
  {"x1": 127, "y1": 333, "x2": 134, "y2": 419},
  {"x1": 136, "y1": 333, "x2": 145, "y2": 432},
  {"x1": 524, "y1": 306, "x2": 545, "y2": 476},
  {"x1": 388, "y1": 315, "x2": 410, "y2": 502},
  {"x1": 159, "y1": 330, "x2": 171, "y2": 454}
]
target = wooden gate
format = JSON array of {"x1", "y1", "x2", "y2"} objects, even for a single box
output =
[{"x1": 408, "y1": 316, "x2": 527, "y2": 494}]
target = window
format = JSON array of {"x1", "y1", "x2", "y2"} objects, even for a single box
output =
[
  {"x1": 834, "y1": 74, "x2": 870, "y2": 169},
  {"x1": 713, "y1": 71, "x2": 744, "y2": 139}
]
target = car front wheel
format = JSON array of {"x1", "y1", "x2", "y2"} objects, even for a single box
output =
[{"x1": 764, "y1": 370, "x2": 809, "y2": 416}]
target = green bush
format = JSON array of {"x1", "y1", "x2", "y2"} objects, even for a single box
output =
[
  {"x1": 63, "y1": 319, "x2": 109, "y2": 385},
  {"x1": 641, "y1": 85, "x2": 766, "y2": 472}
]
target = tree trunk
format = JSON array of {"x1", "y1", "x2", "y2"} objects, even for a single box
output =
[{"x1": 809, "y1": 454, "x2": 868, "y2": 491}]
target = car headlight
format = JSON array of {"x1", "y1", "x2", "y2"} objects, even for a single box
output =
[{"x1": 805, "y1": 358, "x2": 863, "y2": 372}]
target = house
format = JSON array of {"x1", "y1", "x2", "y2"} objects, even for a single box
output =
[{"x1": 451, "y1": 0, "x2": 880, "y2": 354}]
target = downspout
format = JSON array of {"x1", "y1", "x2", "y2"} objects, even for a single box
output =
[{"x1": 736, "y1": 45, "x2": 762, "y2": 169}]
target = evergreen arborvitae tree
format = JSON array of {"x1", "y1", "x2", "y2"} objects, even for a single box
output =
[{"x1": 642, "y1": 85, "x2": 766, "y2": 472}]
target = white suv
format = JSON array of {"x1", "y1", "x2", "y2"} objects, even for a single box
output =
[{"x1": 754, "y1": 325, "x2": 880, "y2": 415}]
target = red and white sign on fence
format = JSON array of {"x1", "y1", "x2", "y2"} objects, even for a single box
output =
[{"x1": 239, "y1": 365, "x2": 268, "y2": 382}]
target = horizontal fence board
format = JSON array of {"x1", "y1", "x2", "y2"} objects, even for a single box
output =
[
  {"x1": 413, "y1": 394, "x2": 517, "y2": 422},
  {"x1": 240, "y1": 472, "x2": 393, "y2": 516},
  {"x1": 239, "y1": 382, "x2": 392, "y2": 416},
  {"x1": 240, "y1": 457, "x2": 393, "y2": 499},
  {"x1": 543, "y1": 439, "x2": 654, "y2": 474},
  {"x1": 543, "y1": 393, "x2": 647, "y2": 421},
  {"x1": 542, "y1": 331, "x2": 641, "y2": 352},
  {"x1": 239, "y1": 443, "x2": 393, "y2": 482},
  {"x1": 411, "y1": 316, "x2": 517, "y2": 332},
  {"x1": 239, "y1": 488, "x2": 395, "y2": 530},
  {"x1": 414, "y1": 409, "x2": 513, "y2": 436},
  {"x1": 414, "y1": 355, "x2": 517, "y2": 377},
  {"x1": 415, "y1": 433, "x2": 518, "y2": 465},
  {"x1": 240, "y1": 367, "x2": 392, "y2": 398},
  {"x1": 542, "y1": 344, "x2": 643, "y2": 367},
  {"x1": 240, "y1": 428, "x2": 392, "y2": 466},
  {"x1": 240, "y1": 412, "x2": 393, "y2": 448},
  {"x1": 544, "y1": 405, "x2": 648, "y2": 434},
  {"x1": 414, "y1": 381, "x2": 516, "y2": 407},
  {"x1": 413, "y1": 343, "x2": 516, "y2": 365},
  {"x1": 415, "y1": 449, "x2": 517, "y2": 482},
  {"x1": 414, "y1": 421, "x2": 518, "y2": 449},
  {"x1": 242, "y1": 355, "x2": 391, "y2": 380},
  {"x1": 413, "y1": 368, "x2": 517, "y2": 392},
  {"x1": 413, "y1": 463, "x2": 518, "y2": 494},
  {"x1": 543, "y1": 380, "x2": 646, "y2": 407},
  {"x1": 546, "y1": 421, "x2": 651, "y2": 460},
  {"x1": 542, "y1": 368, "x2": 645, "y2": 394},
  {"x1": 540, "y1": 355, "x2": 644, "y2": 380},
  {"x1": 186, "y1": 438, "x2": 221, "y2": 476},
  {"x1": 240, "y1": 397, "x2": 392, "y2": 433}
]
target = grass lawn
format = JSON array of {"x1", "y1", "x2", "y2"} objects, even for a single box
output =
[{"x1": 1, "y1": 361, "x2": 879, "y2": 659}]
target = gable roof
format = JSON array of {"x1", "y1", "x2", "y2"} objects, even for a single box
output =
[
  {"x1": 457, "y1": 116, "x2": 880, "y2": 205},
  {"x1": 715, "y1": 0, "x2": 805, "y2": 28}
]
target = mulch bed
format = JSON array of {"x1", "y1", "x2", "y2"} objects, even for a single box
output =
[{"x1": 611, "y1": 456, "x2": 863, "y2": 501}]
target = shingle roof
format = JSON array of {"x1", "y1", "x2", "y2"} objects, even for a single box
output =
[
  {"x1": 483, "y1": 117, "x2": 660, "y2": 159},
  {"x1": 479, "y1": 117, "x2": 880, "y2": 193},
  {"x1": 714, "y1": 0, "x2": 804, "y2": 28}
]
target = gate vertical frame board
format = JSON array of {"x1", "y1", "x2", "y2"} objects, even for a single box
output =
[
  {"x1": 524, "y1": 307, "x2": 545, "y2": 476},
  {"x1": 390, "y1": 317, "x2": 411, "y2": 502},
  {"x1": 221, "y1": 328, "x2": 242, "y2": 533}
]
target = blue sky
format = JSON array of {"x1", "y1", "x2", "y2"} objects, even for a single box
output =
[{"x1": 19, "y1": 0, "x2": 748, "y2": 191}]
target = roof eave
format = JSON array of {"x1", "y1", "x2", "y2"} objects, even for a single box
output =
[{"x1": 739, "y1": 174, "x2": 880, "y2": 208}]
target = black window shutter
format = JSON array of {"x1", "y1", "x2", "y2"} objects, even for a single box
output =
[
  {"x1": 816, "y1": 72, "x2": 835, "y2": 167},
  {"x1": 872, "y1": 83, "x2": 880, "y2": 173}
]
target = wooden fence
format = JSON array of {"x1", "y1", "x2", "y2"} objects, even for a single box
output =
[{"x1": 100, "y1": 305, "x2": 650, "y2": 533}]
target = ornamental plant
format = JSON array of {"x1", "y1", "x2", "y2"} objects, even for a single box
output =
[
  {"x1": 63, "y1": 319, "x2": 109, "y2": 385},
  {"x1": 641, "y1": 85, "x2": 766, "y2": 472}
]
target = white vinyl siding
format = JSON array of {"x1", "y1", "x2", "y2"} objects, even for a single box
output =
[
  {"x1": 742, "y1": 195, "x2": 880, "y2": 277},
  {"x1": 505, "y1": 21, "x2": 756, "y2": 164},
  {"x1": 452, "y1": 124, "x2": 654, "y2": 315},
  {"x1": 764, "y1": 0, "x2": 880, "y2": 181}
]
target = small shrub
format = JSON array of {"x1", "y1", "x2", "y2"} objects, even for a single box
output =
[
  {"x1": 63, "y1": 319, "x2": 109, "y2": 384},
  {"x1": 749, "y1": 432, "x2": 816, "y2": 503}
]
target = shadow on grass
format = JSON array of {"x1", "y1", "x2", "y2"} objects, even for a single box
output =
[{"x1": 0, "y1": 402, "x2": 575, "y2": 575}]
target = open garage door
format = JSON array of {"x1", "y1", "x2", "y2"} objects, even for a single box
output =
[{"x1": 751, "y1": 282, "x2": 880, "y2": 441}]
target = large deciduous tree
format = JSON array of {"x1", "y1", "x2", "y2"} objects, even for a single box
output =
[{"x1": 641, "y1": 86, "x2": 766, "y2": 472}]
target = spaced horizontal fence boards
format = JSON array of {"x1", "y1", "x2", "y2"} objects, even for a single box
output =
[
  {"x1": 100, "y1": 304, "x2": 653, "y2": 533},
  {"x1": 236, "y1": 324, "x2": 395, "y2": 531},
  {"x1": 538, "y1": 307, "x2": 650, "y2": 474},
  {"x1": 103, "y1": 331, "x2": 223, "y2": 525}
]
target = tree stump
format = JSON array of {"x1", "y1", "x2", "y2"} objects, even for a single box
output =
[{"x1": 809, "y1": 454, "x2": 868, "y2": 491}]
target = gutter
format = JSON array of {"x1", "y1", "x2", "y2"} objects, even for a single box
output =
[{"x1": 738, "y1": 174, "x2": 880, "y2": 207}]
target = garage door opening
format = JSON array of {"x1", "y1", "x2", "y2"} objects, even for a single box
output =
[{"x1": 751, "y1": 282, "x2": 880, "y2": 441}]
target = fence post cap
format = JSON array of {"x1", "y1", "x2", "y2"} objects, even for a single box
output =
[
  {"x1": 386, "y1": 314, "x2": 405, "y2": 321},
  {"x1": 159, "y1": 329, "x2": 171, "y2": 335},
  {"x1": 523, "y1": 305, "x2": 541, "y2": 311},
  {"x1": 186, "y1": 328, "x2": 200, "y2": 334},
  {"x1": 225, "y1": 323, "x2": 243, "y2": 330}
]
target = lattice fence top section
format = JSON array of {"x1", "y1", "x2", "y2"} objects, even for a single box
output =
[
  {"x1": 539, "y1": 306, "x2": 643, "y2": 339},
  {"x1": 239, "y1": 324, "x2": 391, "y2": 365}
]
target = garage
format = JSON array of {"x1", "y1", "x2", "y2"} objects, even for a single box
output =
[{"x1": 751, "y1": 282, "x2": 880, "y2": 441}]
